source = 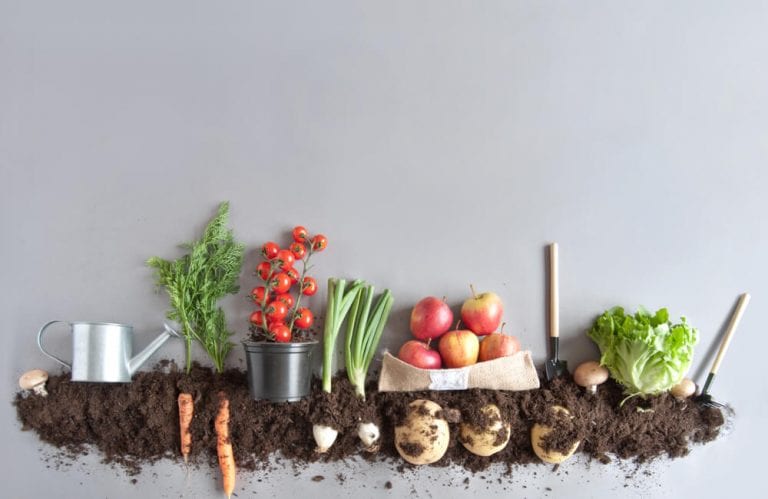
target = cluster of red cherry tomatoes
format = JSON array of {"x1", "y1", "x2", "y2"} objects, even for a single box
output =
[{"x1": 249, "y1": 226, "x2": 327, "y2": 342}]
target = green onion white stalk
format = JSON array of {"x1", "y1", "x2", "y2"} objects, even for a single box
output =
[
  {"x1": 345, "y1": 284, "x2": 393, "y2": 451},
  {"x1": 314, "y1": 277, "x2": 364, "y2": 454}
]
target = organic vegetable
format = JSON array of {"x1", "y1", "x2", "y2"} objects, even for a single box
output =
[
  {"x1": 294, "y1": 308, "x2": 314, "y2": 329},
  {"x1": 178, "y1": 393, "x2": 193, "y2": 462},
  {"x1": 321, "y1": 278, "x2": 365, "y2": 393},
  {"x1": 313, "y1": 424, "x2": 338, "y2": 453},
  {"x1": 671, "y1": 378, "x2": 696, "y2": 399},
  {"x1": 311, "y1": 234, "x2": 328, "y2": 251},
  {"x1": 290, "y1": 241, "x2": 306, "y2": 259},
  {"x1": 275, "y1": 249, "x2": 295, "y2": 271},
  {"x1": 301, "y1": 276, "x2": 318, "y2": 296},
  {"x1": 587, "y1": 307, "x2": 699, "y2": 399},
  {"x1": 261, "y1": 242, "x2": 279, "y2": 260},
  {"x1": 344, "y1": 282, "x2": 394, "y2": 451},
  {"x1": 530, "y1": 405, "x2": 580, "y2": 464},
  {"x1": 394, "y1": 399, "x2": 450, "y2": 465},
  {"x1": 147, "y1": 202, "x2": 245, "y2": 373},
  {"x1": 215, "y1": 392, "x2": 235, "y2": 499},
  {"x1": 345, "y1": 284, "x2": 394, "y2": 399},
  {"x1": 292, "y1": 226, "x2": 308, "y2": 243},
  {"x1": 573, "y1": 361, "x2": 609, "y2": 394},
  {"x1": 312, "y1": 277, "x2": 365, "y2": 453},
  {"x1": 459, "y1": 404, "x2": 510, "y2": 457},
  {"x1": 248, "y1": 226, "x2": 326, "y2": 343},
  {"x1": 19, "y1": 369, "x2": 48, "y2": 397},
  {"x1": 357, "y1": 422, "x2": 380, "y2": 450}
]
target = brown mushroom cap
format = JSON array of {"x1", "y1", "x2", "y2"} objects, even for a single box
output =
[
  {"x1": 19, "y1": 369, "x2": 49, "y2": 390},
  {"x1": 670, "y1": 378, "x2": 696, "y2": 399},
  {"x1": 573, "y1": 361, "x2": 609, "y2": 388}
]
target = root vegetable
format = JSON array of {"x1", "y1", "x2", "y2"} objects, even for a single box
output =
[
  {"x1": 459, "y1": 404, "x2": 510, "y2": 457},
  {"x1": 178, "y1": 393, "x2": 193, "y2": 462},
  {"x1": 573, "y1": 361, "x2": 609, "y2": 394},
  {"x1": 394, "y1": 399, "x2": 450, "y2": 465},
  {"x1": 530, "y1": 405, "x2": 580, "y2": 464},
  {"x1": 670, "y1": 378, "x2": 696, "y2": 399},
  {"x1": 215, "y1": 393, "x2": 235, "y2": 499},
  {"x1": 313, "y1": 424, "x2": 338, "y2": 453},
  {"x1": 19, "y1": 369, "x2": 48, "y2": 397},
  {"x1": 357, "y1": 422, "x2": 380, "y2": 452}
]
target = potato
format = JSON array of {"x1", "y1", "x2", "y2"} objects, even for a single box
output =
[
  {"x1": 459, "y1": 404, "x2": 510, "y2": 457},
  {"x1": 530, "y1": 405, "x2": 580, "y2": 464},
  {"x1": 395, "y1": 399, "x2": 450, "y2": 465}
]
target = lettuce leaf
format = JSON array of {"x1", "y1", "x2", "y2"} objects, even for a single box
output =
[{"x1": 587, "y1": 306, "x2": 698, "y2": 396}]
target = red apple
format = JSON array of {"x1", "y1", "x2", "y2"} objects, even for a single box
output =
[
  {"x1": 478, "y1": 333, "x2": 521, "y2": 362},
  {"x1": 398, "y1": 340, "x2": 442, "y2": 370},
  {"x1": 438, "y1": 329, "x2": 479, "y2": 368},
  {"x1": 410, "y1": 296, "x2": 454, "y2": 340},
  {"x1": 460, "y1": 285, "x2": 503, "y2": 335}
]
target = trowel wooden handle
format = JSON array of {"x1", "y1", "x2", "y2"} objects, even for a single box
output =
[
  {"x1": 710, "y1": 292, "x2": 750, "y2": 375},
  {"x1": 549, "y1": 243, "x2": 559, "y2": 339}
]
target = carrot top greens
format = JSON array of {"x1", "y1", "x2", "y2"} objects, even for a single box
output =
[{"x1": 148, "y1": 202, "x2": 244, "y2": 373}]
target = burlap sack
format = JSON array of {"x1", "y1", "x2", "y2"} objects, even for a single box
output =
[{"x1": 378, "y1": 351, "x2": 540, "y2": 392}]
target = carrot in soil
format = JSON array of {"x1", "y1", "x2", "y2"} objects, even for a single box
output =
[
  {"x1": 178, "y1": 393, "x2": 193, "y2": 463},
  {"x1": 215, "y1": 392, "x2": 235, "y2": 499}
]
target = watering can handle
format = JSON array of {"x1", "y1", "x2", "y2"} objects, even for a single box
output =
[{"x1": 37, "y1": 320, "x2": 72, "y2": 369}]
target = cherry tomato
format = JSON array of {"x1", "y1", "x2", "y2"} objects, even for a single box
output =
[
  {"x1": 301, "y1": 276, "x2": 318, "y2": 296},
  {"x1": 292, "y1": 226, "x2": 309, "y2": 243},
  {"x1": 275, "y1": 249, "x2": 295, "y2": 271},
  {"x1": 267, "y1": 319, "x2": 284, "y2": 331},
  {"x1": 290, "y1": 241, "x2": 307, "y2": 260},
  {"x1": 286, "y1": 267, "x2": 300, "y2": 285},
  {"x1": 266, "y1": 300, "x2": 288, "y2": 321},
  {"x1": 270, "y1": 272, "x2": 292, "y2": 293},
  {"x1": 251, "y1": 286, "x2": 269, "y2": 304},
  {"x1": 261, "y1": 241, "x2": 280, "y2": 260},
  {"x1": 294, "y1": 308, "x2": 314, "y2": 329},
  {"x1": 256, "y1": 261, "x2": 273, "y2": 281},
  {"x1": 275, "y1": 293, "x2": 294, "y2": 308},
  {"x1": 249, "y1": 310, "x2": 265, "y2": 325},
  {"x1": 311, "y1": 234, "x2": 328, "y2": 252},
  {"x1": 271, "y1": 324, "x2": 292, "y2": 343}
]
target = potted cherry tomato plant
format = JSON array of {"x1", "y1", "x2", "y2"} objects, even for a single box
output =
[{"x1": 242, "y1": 226, "x2": 327, "y2": 402}]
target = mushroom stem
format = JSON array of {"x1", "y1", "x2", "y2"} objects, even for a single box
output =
[
  {"x1": 32, "y1": 385, "x2": 48, "y2": 397},
  {"x1": 587, "y1": 384, "x2": 597, "y2": 395}
]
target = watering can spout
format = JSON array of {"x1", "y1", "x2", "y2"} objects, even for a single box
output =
[{"x1": 128, "y1": 322, "x2": 181, "y2": 375}]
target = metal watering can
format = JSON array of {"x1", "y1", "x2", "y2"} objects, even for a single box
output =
[{"x1": 37, "y1": 321, "x2": 181, "y2": 382}]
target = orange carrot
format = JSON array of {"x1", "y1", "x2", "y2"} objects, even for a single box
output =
[
  {"x1": 178, "y1": 393, "x2": 193, "y2": 463},
  {"x1": 215, "y1": 392, "x2": 235, "y2": 499}
]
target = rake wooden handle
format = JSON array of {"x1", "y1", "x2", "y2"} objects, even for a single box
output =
[
  {"x1": 549, "y1": 243, "x2": 559, "y2": 339},
  {"x1": 709, "y1": 292, "x2": 750, "y2": 375}
]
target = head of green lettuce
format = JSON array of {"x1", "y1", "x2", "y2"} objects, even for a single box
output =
[{"x1": 587, "y1": 307, "x2": 698, "y2": 397}]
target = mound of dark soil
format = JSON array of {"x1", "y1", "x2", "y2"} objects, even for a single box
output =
[{"x1": 13, "y1": 363, "x2": 724, "y2": 476}]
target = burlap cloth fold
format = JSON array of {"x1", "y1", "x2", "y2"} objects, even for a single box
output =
[{"x1": 378, "y1": 351, "x2": 540, "y2": 392}]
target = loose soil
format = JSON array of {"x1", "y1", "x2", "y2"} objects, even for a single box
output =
[{"x1": 14, "y1": 362, "x2": 724, "y2": 477}]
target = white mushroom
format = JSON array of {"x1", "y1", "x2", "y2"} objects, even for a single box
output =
[
  {"x1": 670, "y1": 378, "x2": 696, "y2": 399},
  {"x1": 19, "y1": 369, "x2": 49, "y2": 397},
  {"x1": 573, "y1": 361, "x2": 609, "y2": 394}
]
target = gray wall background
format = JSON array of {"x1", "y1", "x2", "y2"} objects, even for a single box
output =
[{"x1": 2, "y1": 1, "x2": 767, "y2": 498}]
